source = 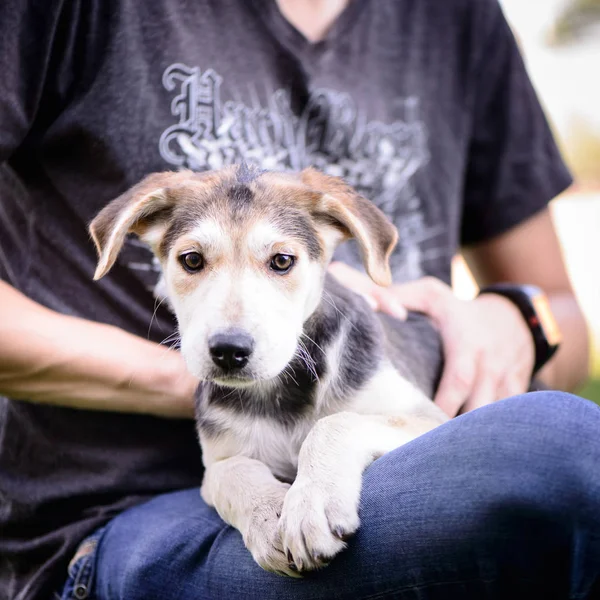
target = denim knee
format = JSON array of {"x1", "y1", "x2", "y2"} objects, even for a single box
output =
[
  {"x1": 93, "y1": 492, "x2": 228, "y2": 600},
  {"x1": 499, "y1": 390, "x2": 599, "y2": 431},
  {"x1": 480, "y1": 391, "x2": 600, "y2": 483},
  {"x1": 361, "y1": 391, "x2": 600, "y2": 549},
  {"x1": 352, "y1": 393, "x2": 600, "y2": 596},
  {"x1": 364, "y1": 391, "x2": 600, "y2": 512}
]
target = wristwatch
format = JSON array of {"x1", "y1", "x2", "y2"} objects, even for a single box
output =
[{"x1": 478, "y1": 283, "x2": 561, "y2": 376}]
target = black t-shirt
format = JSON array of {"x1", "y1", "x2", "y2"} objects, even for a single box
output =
[{"x1": 0, "y1": 0, "x2": 571, "y2": 598}]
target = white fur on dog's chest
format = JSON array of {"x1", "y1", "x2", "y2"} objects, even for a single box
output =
[
  {"x1": 242, "y1": 418, "x2": 311, "y2": 481},
  {"x1": 203, "y1": 409, "x2": 317, "y2": 481}
]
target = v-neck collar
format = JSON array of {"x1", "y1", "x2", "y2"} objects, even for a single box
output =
[{"x1": 251, "y1": 0, "x2": 369, "y2": 57}]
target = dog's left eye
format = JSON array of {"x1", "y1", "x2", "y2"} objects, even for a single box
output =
[
  {"x1": 270, "y1": 254, "x2": 295, "y2": 274},
  {"x1": 179, "y1": 252, "x2": 204, "y2": 273}
]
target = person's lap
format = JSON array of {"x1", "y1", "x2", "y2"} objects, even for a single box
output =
[{"x1": 64, "y1": 392, "x2": 600, "y2": 599}]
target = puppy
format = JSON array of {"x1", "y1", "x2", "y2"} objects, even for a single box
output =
[{"x1": 90, "y1": 165, "x2": 448, "y2": 577}]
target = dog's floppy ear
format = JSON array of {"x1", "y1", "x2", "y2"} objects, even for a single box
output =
[
  {"x1": 301, "y1": 168, "x2": 398, "y2": 287},
  {"x1": 90, "y1": 172, "x2": 182, "y2": 280}
]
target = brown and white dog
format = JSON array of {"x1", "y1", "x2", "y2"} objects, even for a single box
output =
[{"x1": 90, "y1": 164, "x2": 448, "y2": 577}]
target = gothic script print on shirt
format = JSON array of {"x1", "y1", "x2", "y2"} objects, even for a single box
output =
[{"x1": 156, "y1": 62, "x2": 445, "y2": 282}]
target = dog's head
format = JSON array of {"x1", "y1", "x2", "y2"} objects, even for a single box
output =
[{"x1": 90, "y1": 166, "x2": 397, "y2": 387}]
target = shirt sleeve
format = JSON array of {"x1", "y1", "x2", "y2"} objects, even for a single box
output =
[
  {"x1": 0, "y1": 0, "x2": 79, "y2": 164},
  {"x1": 460, "y1": 1, "x2": 573, "y2": 246}
]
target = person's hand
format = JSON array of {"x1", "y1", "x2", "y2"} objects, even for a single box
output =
[
  {"x1": 328, "y1": 262, "x2": 535, "y2": 417},
  {"x1": 149, "y1": 350, "x2": 200, "y2": 419}
]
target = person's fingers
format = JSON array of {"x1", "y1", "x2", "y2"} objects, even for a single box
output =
[
  {"x1": 370, "y1": 289, "x2": 408, "y2": 320},
  {"x1": 328, "y1": 262, "x2": 406, "y2": 318},
  {"x1": 374, "y1": 276, "x2": 452, "y2": 321},
  {"x1": 386, "y1": 277, "x2": 451, "y2": 323},
  {"x1": 327, "y1": 262, "x2": 379, "y2": 311},
  {"x1": 495, "y1": 375, "x2": 527, "y2": 402},
  {"x1": 461, "y1": 368, "x2": 497, "y2": 414},
  {"x1": 434, "y1": 352, "x2": 476, "y2": 417},
  {"x1": 328, "y1": 262, "x2": 375, "y2": 291},
  {"x1": 360, "y1": 293, "x2": 379, "y2": 311}
]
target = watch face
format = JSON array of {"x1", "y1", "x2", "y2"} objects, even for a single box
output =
[{"x1": 531, "y1": 292, "x2": 562, "y2": 347}]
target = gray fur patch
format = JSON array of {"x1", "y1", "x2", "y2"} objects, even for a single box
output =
[{"x1": 271, "y1": 210, "x2": 322, "y2": 260}]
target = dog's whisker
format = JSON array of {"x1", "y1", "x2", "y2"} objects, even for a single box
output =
[
  {"x1": 282, "y1": 365, "x2": 299, "y2": 387},
  {"x1": 158, "y1": 327, "x2": 182, "y2": 353},
  {"x1": 322, "y1": 290, "x2": 358, "y2": 331},
  {"x1": 296, "y1": 340, "x2": 319, "y2": 382},
  {"x1": 168, "y1": 338, "x2": 182, "y2": 350},
  {"x1": 147, "y1": 296, "x2": 168, "y2": 339},
  {"x1": 321, "y1": 290, "x2": 342, "y2": 315},
  {"x1": 297, "y1": 339, "x2": 317, "y2": 367},
  {"x1": 297, "y1": 344, "x2": 316, "y2": 375},
  {"x1": 160, "y1": 333, "x2": 179, "y2": 344},
  {"x1": 273, "y1": 378, "x2": 283, "y2": 411},
  {"x1": 221, "y1": 387, "x2": 238, "y2": 402},
  {"x1": 155, "y1": 338, "x2": 182, "y2": 359},
  {"x1": 284, "y1": 360, "x2": 299, "y2": 382},
  {"x1": 237, "y1": 390, "x2": 248, "y2": 419},
  {"x1": 300, "y1": 332, "x2": 326, "y2": 356},
  {"x1": 160, "y1": 328, "x2": 181, "y2": 346}
]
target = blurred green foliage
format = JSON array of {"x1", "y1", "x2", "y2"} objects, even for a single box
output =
[
  {"x1": 579, "y1": 378, "x2": 600, "y2": 404},
  {"x1": 546, "y1": 0, "x2": 600, "y2": 46}
]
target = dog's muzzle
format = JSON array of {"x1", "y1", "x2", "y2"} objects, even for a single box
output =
[{"x1": 209, "y1": 329, "x2": 255, "y2": 372}]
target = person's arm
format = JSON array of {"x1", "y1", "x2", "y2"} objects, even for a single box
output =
[
  {"x1": 463, "y1": 207, "x2": 589, "y2": 392},
  {"x1": 0, "y1": 281, "x2": 197, "y2": 418}
]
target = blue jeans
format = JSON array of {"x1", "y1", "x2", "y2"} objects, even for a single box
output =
[{"x1": 60, "y1": 392, "x2": 600, "y2": 599}]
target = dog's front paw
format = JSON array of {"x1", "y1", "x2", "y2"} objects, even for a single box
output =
[
  {"x1": 278, "y1": 478, "x2": 361, "y2": 573},
  {"x1": 244, "y1": 495, "x2": 301, "y2": 578}
]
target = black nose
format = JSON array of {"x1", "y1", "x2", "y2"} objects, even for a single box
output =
[{"x1": 208, "y1": 330, "x2": 255, "y2": 371}]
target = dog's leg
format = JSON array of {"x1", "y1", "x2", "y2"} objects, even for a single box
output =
[
  {"x1": 201, "y1": 455, "x2": 298, "y2": 577},
  {"x1": 279, "y1": 411, "x2": 438, "y2": 572}
]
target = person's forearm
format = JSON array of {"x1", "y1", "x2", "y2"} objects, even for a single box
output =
[
  {"x1": 0, "y1": 281, "x2": 197, "y2": 418},
  {"x1": 536, "y1": 292, "x2": 590, "y2": 392}
]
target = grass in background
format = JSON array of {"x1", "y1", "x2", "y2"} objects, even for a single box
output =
[
  {"x1": 579, "y1": 379, "x2": 600, "y2": 404},
  {"x1": 578, "y1": 345, "x2": 600, "y2": 404}
]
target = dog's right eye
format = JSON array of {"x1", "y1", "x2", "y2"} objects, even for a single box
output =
[
  {"x1": 179, "y1": 252, "x2": 204, "y2": 273},
  {"x1": 270, "y1": 254, "x2": 295, "y2": 274}
]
